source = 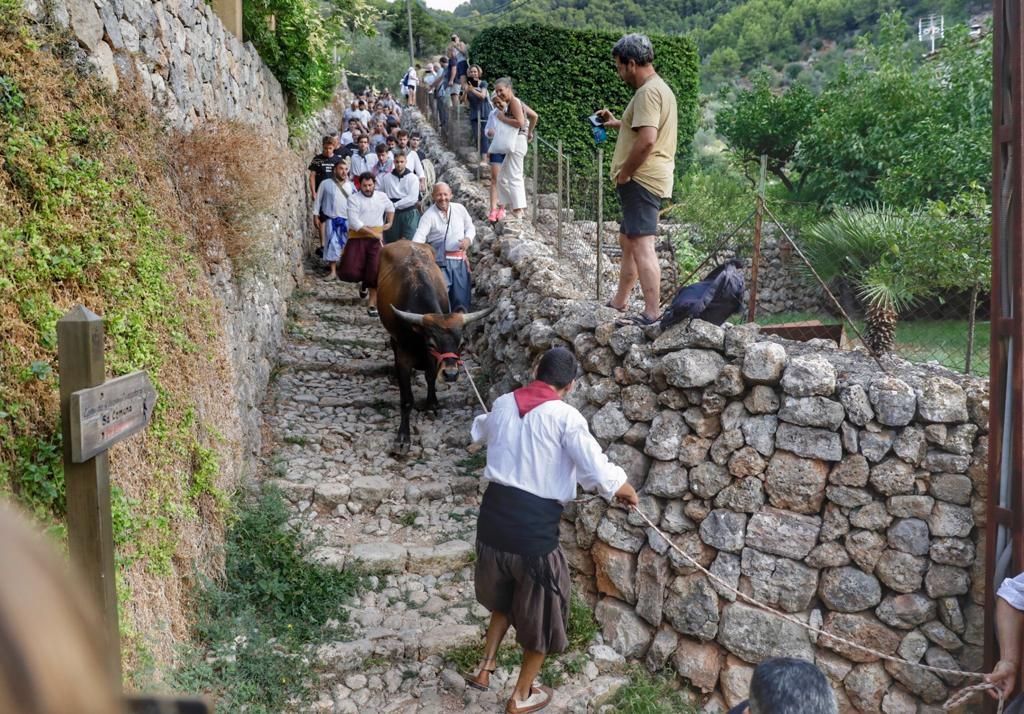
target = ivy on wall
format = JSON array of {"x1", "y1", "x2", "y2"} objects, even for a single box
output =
[{"x1": 470, "y1": 24, "x2": 700, "y2": 193}]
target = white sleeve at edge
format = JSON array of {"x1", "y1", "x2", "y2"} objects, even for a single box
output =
[
  {"x1": 998, "y1": 574, "x2": 1024, "y2": 610},
  {"x1": 470, "y1": 413, "x2": 489, "y2": 444},
  {"x1": 563, "y1": 415, "x2": 626, "y2": 500}
]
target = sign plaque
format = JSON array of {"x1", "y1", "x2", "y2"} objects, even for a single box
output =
[{"x1": 69, "y1": 371, "x2": 157, "y2": 463}]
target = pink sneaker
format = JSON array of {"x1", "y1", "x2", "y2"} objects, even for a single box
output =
[
  {"x1": 487, "y1": 209, "x2": 499, "y2": 222},
  {"x1": 495, "y1": 207, "x2": 507, "y2": 221}
]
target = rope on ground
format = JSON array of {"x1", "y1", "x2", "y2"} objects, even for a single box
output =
[
  {"x1": 462, "y1": 361, "x2": 489, "y2": 414},
  {"x1": 569, "y1": 494, "x2": 1001, "y2": 712}
]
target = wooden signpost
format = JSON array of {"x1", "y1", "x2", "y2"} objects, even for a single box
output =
[{"x1": 57, "y1": 305, "x2": 157, "y2": 688}]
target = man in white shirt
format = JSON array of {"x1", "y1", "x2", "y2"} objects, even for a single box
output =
[
  {"x1": 464, "y1": 347, "x2": 638, "y2": 714},
  {"x1": 986, "y1": 573, "x2": 1024, "y2": 709},
  {"x1": 341, "y1": 173, "x2": 394, "y2": 316},
  {"x1": 396, "y1": 130, "x2": 425, "y2": 192},
  {"x1": 349, "y1": 135, "x2": 374, "y2": 184},
  {"x1": 340, "y1": 117, "x2": 363, "y2": 149},
  {"x1": 312, "y1": 159, "x2": 355, "y2": 279},
  {"x1": 412, "y1": 183, "x2": 475, "y2": 312},
  {"x1": 353, "y1": 100, "x2": 371, "y2": 128},
  {"x1": 380, "y1": 152, "x2": 420, "y2": 244}
]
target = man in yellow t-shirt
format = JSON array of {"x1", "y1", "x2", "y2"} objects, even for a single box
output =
[{"x1": 598, "y1": 34, "x2": 678, "y2": 325}]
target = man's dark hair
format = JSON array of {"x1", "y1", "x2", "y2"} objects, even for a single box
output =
[
  {"x1": 359, "y1": 172, "x2": 375, "y2": 184},
  {"x1": 393, "y1": 150, "x2": 406, "y2": 159},
  {"x1": 375, "y1": 143, "x2": 389, "y2": 155},
  {"x1": 748, "y1": 658, "x2": 837, "y2": 714},
  {"x1": 612, "y1": 33, "x2": 655, "y2": 66},
  {"x1": 536, "y1": 347, "x2": 579, "y2": 390},
  {"x1": 321, "y1": 135, "x2": 333, "y2": 146},
  {"x1": 411, "y1": 132, "x2": 421, "y2": 139},
  {"x1": 397, "y1": 129, "x2": 408, "y2": 139}
]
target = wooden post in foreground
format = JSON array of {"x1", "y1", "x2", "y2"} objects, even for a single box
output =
[{"x1": 57, "y1": 305, "x2": 121, "y2": 688}]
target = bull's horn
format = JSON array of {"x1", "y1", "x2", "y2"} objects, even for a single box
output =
[
  {"x1": 461, "y1": 307, "x2": 495, "y2": 326},
  {"x1": 391, "y1": 306, "x2": 425, "y2": 325}
]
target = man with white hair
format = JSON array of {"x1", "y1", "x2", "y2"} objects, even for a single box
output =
[{"x1": 412, "y1": 182, "x2": 474, "y2": 312}]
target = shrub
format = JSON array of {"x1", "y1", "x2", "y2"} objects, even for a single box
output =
[
  {"x1": 168, "y1": 120, "x2": 287, "y2": 265},
  {"x1": 470, "y1": 24, "x2": 699, "y2": 194}
]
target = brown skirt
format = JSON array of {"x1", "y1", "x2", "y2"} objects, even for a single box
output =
[
  {"x1": 338, "y1": 235, "x2": 382, "y2": 288},
  {"x1": 474, "y1": 540, "x2": 570, "y2": 654}
]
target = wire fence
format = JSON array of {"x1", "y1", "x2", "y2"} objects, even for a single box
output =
[{"x1": 414, "y1": 91, "x2": 989, "y2": 375}]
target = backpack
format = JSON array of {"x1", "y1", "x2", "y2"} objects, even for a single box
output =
[{"x1": 661, "y1": 259, "x2": 746, "y2": 329}]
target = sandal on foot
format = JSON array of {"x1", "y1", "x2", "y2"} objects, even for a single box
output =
[
  {"x1": 604, "y1": 299, "x2": 626, "y2": 313},
  {"x1": 462, "y1": 657, "x2": 497, "y2": 691},
  {"x1": 620, "y1": 312, "x2": 659, "y2": 327},
  {"x1": 505, "y1": 685, "x2": 553, "y2": 714},
  {"x1": 487, "y1": 209, "x2": 499, "y2": 222},
  {"x1": 367, "y1": 307, "x2": 379, "y2": 317},
  {"x1": 495, "y1": 207, "x2": 507, "y2": 221}
]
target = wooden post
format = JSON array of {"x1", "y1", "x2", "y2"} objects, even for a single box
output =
[
  {"x1": 747, "y1": 154, "x2": 768, "y2": 323},
  {"x1": 556, "y1": 139, "x2": 563, "y2": 256},
  {"x1": 531, "y1": 133, "x2": 539, "y2": 225},
  {"x1": 211, "y1": 0, "x2": 242, "y2": 39},
  {"x1": 965, "y1": 284, "x2": 979, "y2": 374},
  {"x1": 57, "y1": 305, "x2": 121, "y2": 689},
  {"x1": 596, "y1": 148, "x2": 604, "y2": 301}
]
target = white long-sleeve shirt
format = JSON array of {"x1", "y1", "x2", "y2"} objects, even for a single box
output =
[
  {"x1": 998, "y1": 573, "x2": 1024, "y2": 610},
  {"x1": 401, "y1": 148, "x2": 424, "y2": 179},
  {"x1": 350, "y1": 151, "x2": 374, "y2": 177},
  {"x1": 379, "y1": 170, "x2": 420, "y2": 210},
  {"x1": 313, "y1": 179, "x2": 354, "y2": 218},
  {"x1": 470, "y1": 393, "x2": 627, "y2": 505},
  {"x1": 347, "y1": 190, "x2": 393, "y2": 231},
  {"x1": 412, "y1": 203, "x2": 475, "y2": 254}
]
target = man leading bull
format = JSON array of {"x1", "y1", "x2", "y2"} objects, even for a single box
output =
[
  {"x1": 412, "y1": 182, "x2": 474, "y2": 312},
  {"x1": 465, "y1": 347, "x2": 639, "y2": 714}
]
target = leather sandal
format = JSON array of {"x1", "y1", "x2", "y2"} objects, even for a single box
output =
[
  {"x1": 505, "y1": 684, "x2": 553, "y2": 714},
  {"x1": 462, "y1": 656, "x2": 497, "y2": 691}
]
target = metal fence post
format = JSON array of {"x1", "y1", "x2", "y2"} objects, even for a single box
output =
[
  {"x1": 747, "y1": 153, "x2": 768, "y2": 323},
  {"x1": 57, "y1": 306, "x2": 122, "y2": 690},
  {"x1": 556, "y1": 139, "x2": 563, "y2": 257},
  {"x1": 596, "y1": 148, "x2": 604, "y2": 301},
  {"x1": 566, "y1": 157, "x2": 572, "y2": 212},
  {"x1": 531, "y1": 133, "x2": 539, "y2": 225}
]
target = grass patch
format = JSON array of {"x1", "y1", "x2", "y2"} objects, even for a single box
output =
[
  {"x1": 743, "y1": 311, "x2": 990, "y2": 376},
  {"x1": 610, "y1": 666, "x2": 699, "y2": 714},
  {"x1": 456, "y1": 450, "x2": 487, "y2": 477},
  {"x1": 444, "y1": 593, "x2": 599, "y2": 685},
  {"x1": 173, "y1": 487, "x2": 363, "y2": 712}
]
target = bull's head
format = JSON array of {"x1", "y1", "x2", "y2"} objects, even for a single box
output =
[{"x1": 391, "y1": 306, "x2": 492, "y2": 383}]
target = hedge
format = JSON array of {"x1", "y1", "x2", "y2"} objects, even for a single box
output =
[{"x1": 470, "y1": 24, "x2": 699, "y2": 199}]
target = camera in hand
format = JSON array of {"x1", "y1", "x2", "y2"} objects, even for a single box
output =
[{"x1": 588, "y1": 113, "x2": 605, "y2": 128}]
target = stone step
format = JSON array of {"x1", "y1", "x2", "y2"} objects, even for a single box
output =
[
  {"x1": 278, "y1": 359, "x2": 393, "y2": 378},
  {"x1": 340, "y1": 538, "x2": 475, "y2": 576}
]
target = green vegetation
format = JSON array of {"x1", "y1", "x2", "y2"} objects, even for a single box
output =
[
  {"x1": 471, "y1": 24, "x2": 699, "y2": 171},
  {"x1": 610, "y1": 665, "x2": 699, "y2": 714},
  {"x1": 173, "y1": 487, "x2": 363, "y2": 712},
  {"x1": 243, "y1": 0, "x2": 377, "y2": 123},
  {"x1": 445, "y1": 593, "x2": 598, "y2": 686},
  {"x1": 345, "y1": 26, "x2": 413, "y2": 95}
]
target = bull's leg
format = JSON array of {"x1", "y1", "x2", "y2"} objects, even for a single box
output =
[
  {"x1": 394, "y1": 358, "x2": 414, "y2": 456},
  {"x1": 424, "y1": 364, "x2": 440, "y2": 412}
]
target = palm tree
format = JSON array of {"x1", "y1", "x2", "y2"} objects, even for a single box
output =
[{"x1": 801, "y1": 205, "x2": 918, "y2": 354}]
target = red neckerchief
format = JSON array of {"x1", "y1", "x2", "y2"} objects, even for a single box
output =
[{"x1": 513, "y1": 381, "x2": 561, "y2": 417}]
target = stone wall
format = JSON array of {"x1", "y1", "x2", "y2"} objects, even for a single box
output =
[
  {"x1": 406, "y1": 109, "x2": 991, "y2": 712},
  {"x1": 27, "y1": 0, "x2": 288, "y2": 141},
  {"x1": 26, "y1": 0, "x2": 342, "y2": 462}
]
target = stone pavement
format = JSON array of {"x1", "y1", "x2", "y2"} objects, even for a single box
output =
[{"x1": 257, "y1": 270, "x2": 634, "y2": 713}]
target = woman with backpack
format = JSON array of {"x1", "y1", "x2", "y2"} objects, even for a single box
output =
[{"x1": 400, "y1": 64, "x2": 420, "y2": 107}]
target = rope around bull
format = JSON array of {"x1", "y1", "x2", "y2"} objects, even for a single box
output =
[{"x1": 456, "y1": 364, "x2": 1002, "y2": 711}]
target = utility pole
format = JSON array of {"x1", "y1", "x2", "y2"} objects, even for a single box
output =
[{"x1": 406, "y1": 0, "x2": 415, "y2": 66}]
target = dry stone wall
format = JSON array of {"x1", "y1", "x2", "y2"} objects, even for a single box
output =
[
  {"x1": 26, "y1": 0, "x2": 343, "y2": 460},
  {"x1": 28, "y1": 0, "x2": 289, "y2": 140},
  {"x1": 408, "y1": 107, "x2": 991, "y2": 711}
]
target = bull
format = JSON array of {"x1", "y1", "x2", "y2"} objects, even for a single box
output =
[{"x1": 377, "y1": 241, "x2": 490, "y2": 454}]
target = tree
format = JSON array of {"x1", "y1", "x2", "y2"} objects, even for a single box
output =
[
  {"x1": 380, "y1": 0, "x2": 451, "y2": 59},
  {"x1": 716, "y1": 76, "x2": 816, "y2": 191},
  {"x1": 801, "y1": 205, "x2": 917, "y2": 354},
  {"x1": 797, "y1": 14, "x2": 991, "y2": 208}
]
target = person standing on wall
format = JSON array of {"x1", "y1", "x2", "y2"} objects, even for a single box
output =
[
  {"x1": 492, "y1": 78, "x2": 538, "y2": 221},
  {"x1": 597, "y1": 33, "x2": 677, "y2": 326}
]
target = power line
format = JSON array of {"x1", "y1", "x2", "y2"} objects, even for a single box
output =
[{"x1": 455, "y1": 0, "x2": 540, "y2": 26}]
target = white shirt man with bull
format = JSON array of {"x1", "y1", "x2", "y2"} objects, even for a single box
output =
[{"x1": 412, "y1": 182, "x2": 474, "y2": 312}]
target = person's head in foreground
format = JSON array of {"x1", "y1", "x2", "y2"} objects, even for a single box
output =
[
  {"x1": 0, "y1": 501, "x2": 120, "y2": 714},
  {"x1": 729, "y1": 658, "x2": 838, "y2": 714},
  {"x1": 535, "y1": 346, "x2": 578, "y2": 395}
]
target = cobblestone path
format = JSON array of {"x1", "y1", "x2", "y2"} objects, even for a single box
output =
[{"x1": 257, "y1": 268, "x2": 630, "y2": 713}]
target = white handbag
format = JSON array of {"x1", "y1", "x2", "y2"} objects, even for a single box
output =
[{"x1": 488, "y1": 118, "x2": 519, "y2": 155}]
